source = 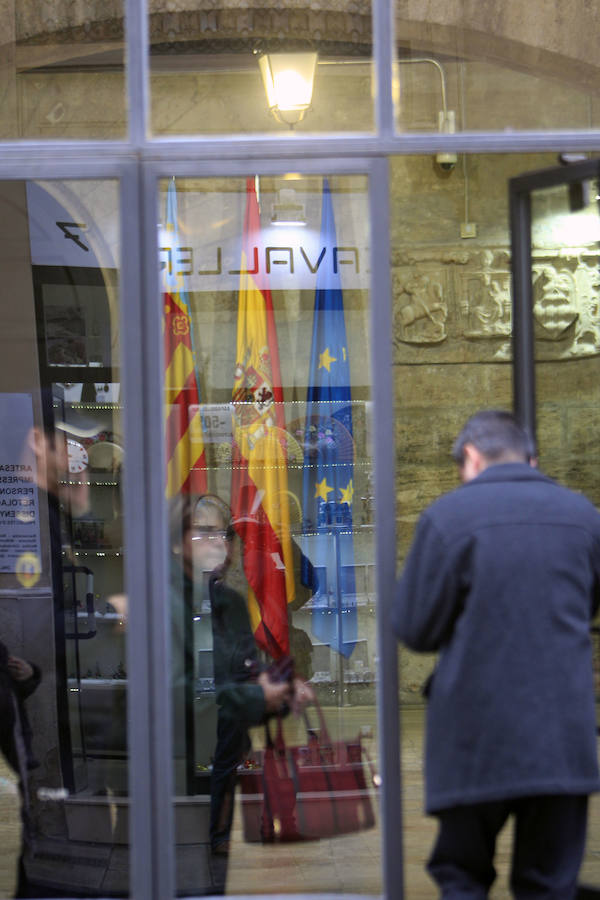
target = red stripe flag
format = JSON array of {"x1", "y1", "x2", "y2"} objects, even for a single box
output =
[
  {"x1": 231, "y1": 177, "x2": 295, "y2": 659},
  {"x1": 163, "y1": 179, "x2": 207, "y2": 496}
]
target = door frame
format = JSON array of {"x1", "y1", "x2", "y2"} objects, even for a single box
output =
[
  {"x1": 510, "y1": 157, "x2": 600, "y2": 444},
  {"x1": 510, "y1": 155, "x2": 600, "y2": 900}
]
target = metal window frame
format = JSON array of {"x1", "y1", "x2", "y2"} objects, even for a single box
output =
[{"x1": 1, "y1": 0, "x2": 600, "y2": 896}]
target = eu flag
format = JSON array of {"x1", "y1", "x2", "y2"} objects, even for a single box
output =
[{"x1": 301, "y1": 178, "x2": 357, "y2": 658}]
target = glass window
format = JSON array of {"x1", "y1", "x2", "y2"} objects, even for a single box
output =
[
  {"x1": 0, "y1": 179, "x2": 129, "y2": 896},
  {"x1": 530, "y1": 176, "x2": 600, "y2": 889},
  {"x1": 532, "y1": 179, "x2": 600, "y2": 502},
  {"x1": 392, "y1": 153, "x2": 575, "y2": 895},
  {"x1": 395, "y1": 1, "x2": 600, "y2": 133},
  {"x1": 148, "y1": 3, "x2": 373, "y2": 136},
  {"x1": 1, "y1": 2, "x2": 126, "y2": 140},
  {"x1": 160, "y1": 173, "x2": 381, "y2": 894}
]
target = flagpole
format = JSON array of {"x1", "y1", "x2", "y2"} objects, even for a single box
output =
[{"x1": 333, "y1": 524, "x2": 346, "y2": 707}]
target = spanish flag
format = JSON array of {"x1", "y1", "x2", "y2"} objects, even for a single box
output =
[
  {"x1": 231, "y1": 177, "x2": 295, "y2": 659},
  {"x1": 163, "y1": 178, "x2": 207, "y2": 497}
]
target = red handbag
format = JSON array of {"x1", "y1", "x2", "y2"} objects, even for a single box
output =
[{"x1": 239, "y1": 700, "x2": 377, "y2": 843}]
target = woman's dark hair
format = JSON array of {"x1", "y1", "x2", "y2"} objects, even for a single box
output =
[
  {"x1": 192, "y1": 494, "x2": 235, "y2": 542},
  {"x1": 169, "y1": 493, "x2": 234, "y2": 548}
]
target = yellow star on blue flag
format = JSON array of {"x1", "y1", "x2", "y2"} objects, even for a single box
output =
[
  {"x1": 318, "y1": 347, "x2": 337, "y2": 372},
  {"x1": 315, "y1": 477, "x2": 333, "y2": 501},
  {"x1": 340, "y1": 479, "x2": 354, "y2": 506},
  {"x1": 301, "y1": 177, "x2": 357, "y2": 658}
]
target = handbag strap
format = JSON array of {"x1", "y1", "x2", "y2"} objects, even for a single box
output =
[
  {"x1": 302, "y1": 699, "x2": 380, "y2": 787},
  {"x1": 264, "y1": 714, "x2": 286, "y2": 752},
  {"x1": 302, "y1": 695, "x2": 332, "y2": 746},
  {"x1": 361, "y1": 742, "x2": 380, "y2": 787},
  {"x1": 267, "y1": 697, "x2": 379, "y2": 787}
]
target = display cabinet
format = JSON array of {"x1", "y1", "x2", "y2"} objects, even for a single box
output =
[
  {"x1": 60, "y1": 395, "x2": 126, "y2": 794},
  {"x1": 33, "y1": 263, "x2": 129, "y2": 797}
]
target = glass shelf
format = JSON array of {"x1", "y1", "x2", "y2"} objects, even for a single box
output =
[
  {"x1": 65, "y1": 549, "x2": 123, "y2": 557},
  {"x1": 54, "y1": 401, "x2": 123, "y2": 411},
  {"x1": 74, "y1": 612, "x2": 126, "y2": 623}
]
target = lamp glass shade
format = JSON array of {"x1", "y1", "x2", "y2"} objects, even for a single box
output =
[{"x1": 259, "y1": 52, "x2": 318, "y2": 124}]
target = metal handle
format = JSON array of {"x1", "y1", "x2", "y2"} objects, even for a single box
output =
[{"x1": 64, "y1": 564, "x2": 97, "y2": 640}]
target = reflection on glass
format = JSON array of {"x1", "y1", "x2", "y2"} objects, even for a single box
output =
[
  {"x1": 391, "y1": 155, "x2": 520, "y2": 895},
  {"x1": 163, "y1": 174, "x2": 381, "y2": 894},
  {"x1": 531, "y1": 180, "x2": 600, "y2": 887},
  {"x1": 394, "y1": 157, "x2": 600, "y2": 894},
  {"x1": 2, "y1": 2, "x2": 126, "y2": 140},
  {"x1": 395, "y1": 5, "x2": 600, "y2": 133},
  {"x1": 0, "y1": 180, "x2": 128, "y2": 895},
  {"x1": 531, "y1": 180, "x2": 600, "y2": 503},
  {"x1": 149, "y1": 1, "x2": 373, "y2": 136}
]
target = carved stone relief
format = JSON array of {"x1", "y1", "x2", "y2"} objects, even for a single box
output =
[
  {"x1": 461, "y1": 274, "x2": 512, "y2": 337},
  {"x1": 456, "y1": 250, "x2": 512, "y2": 359},
  {"x1": 532, "y1": 264, "x2": 578, "y2": 341},
  {"x1": 393, "y1": 246, "x2": 600, "y2": 364},
  {"x1": 531, "y1": 256, "x2": 600, "y2": 357},
  {"x1": 393, "y1": 269, "x2": 447, "y2": 344}
]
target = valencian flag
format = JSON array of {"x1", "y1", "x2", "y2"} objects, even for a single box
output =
[
  {"x1": 301, "y1": 178, "x2": 357, "y2": 657},
  {"x1": 231, "y1": 177, "x2": 295, "y2": 659},
  {"x1": 163, "y1": 178, "x2": 207, "y2": 497}
]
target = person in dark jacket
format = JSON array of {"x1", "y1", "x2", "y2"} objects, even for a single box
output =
[
  {"x1": 0, "y1": 641, "x2": 42, "y2": 898},
  {"x1": 0, "y1": 643, "x2": 41, "y2": 778},
  {"x1": 393, "y1": 410, "x2": 600, "y2": 899},
  {"x1": 170, "y1": 494, "x2": 298, "y2": 861}
]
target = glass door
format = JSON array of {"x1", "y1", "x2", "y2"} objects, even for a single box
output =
[
  {"x1": 0, "y1": 177, "x2": 130, "y2": 897},
  {"x1": 153, "y1": 171, "x2": 383, "y2": 896},
  {"x1": 34, "y1": 263, "x2": 124, "y2": 799},
  {"x1": 510, "y1": 157, "x2": 600, "y2": 894}
]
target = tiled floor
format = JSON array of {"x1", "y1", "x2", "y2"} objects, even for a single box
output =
[
  {"x1": 0, "y1": 754, "x2": 21, "y2": 899},
  {"x1": 224, "y1": 706, "x2": 470, "y2": 896},
  {"x1": 226, "y1": 706, "x2": 600, "y2": 898},
  {"x1": 4, "y1": 705, "x2": 600, "y2": 897}
]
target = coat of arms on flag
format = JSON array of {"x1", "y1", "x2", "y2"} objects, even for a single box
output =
[
  {"x1": 230, "y1": 177, "x2": 295, "y2": 660},
  {"x1": 162, "y1": 178, "x2": 207, "y2": 498}
]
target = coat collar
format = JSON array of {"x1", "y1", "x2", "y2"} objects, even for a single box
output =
[{"x1": 464, "y1": 462, "x2": 555, "y2": 488}]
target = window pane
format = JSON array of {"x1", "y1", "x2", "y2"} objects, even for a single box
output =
[
  {"x1": 1, "y1": 3, "x2": 126, "y2": 139},
  {"x1": 531, "y1": 178, "x2": 600, "y2": 889},
  {"x1": 160, "y1": 174, "x2": 381, "y2": 894},
  {"x1": 0, "y1": 179, "x2": 129, "y2": 896},
  {"x1": 395, "y1": 1, "x2": 600, "y2": 133},
  {"x1": 392, "y1": 153, "x2": 567, "y2": 895},
  {"x1": 148, "y1": 3, "x2": 373, "y2": 136}
]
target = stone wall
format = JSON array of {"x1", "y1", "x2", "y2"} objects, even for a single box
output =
[{"x1": 391, "y1": 152, "x2": 600, "y2": 700}]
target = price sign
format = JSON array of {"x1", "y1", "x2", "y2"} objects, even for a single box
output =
[{"x1": 192, "y1": 404, "x2": 233, "y2": 444}]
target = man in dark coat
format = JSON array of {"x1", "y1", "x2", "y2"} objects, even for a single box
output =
[{"x1": 393, "y1": 410, "x2": 600, "y2": 898}]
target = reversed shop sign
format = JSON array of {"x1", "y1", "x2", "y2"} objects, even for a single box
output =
[{"x1": 27, "y1": 183, "x2": 370, "y2": 292}]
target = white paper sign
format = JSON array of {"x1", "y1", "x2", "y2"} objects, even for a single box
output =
[{"x1": 0, "y1": 394, "x2": 42, "y2": 575}]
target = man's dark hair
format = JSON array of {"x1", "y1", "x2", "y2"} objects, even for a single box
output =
[{"x1": 451, "y1": 410, "x2": 536, "y2": 465}]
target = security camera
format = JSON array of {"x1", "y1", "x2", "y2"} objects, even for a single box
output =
[
  {"x1": 436, "y1": 110, "x2": 457, "y2": 172},
  {"x1": 436, "y1": 152, "x2": 458, "y2": 172}
]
